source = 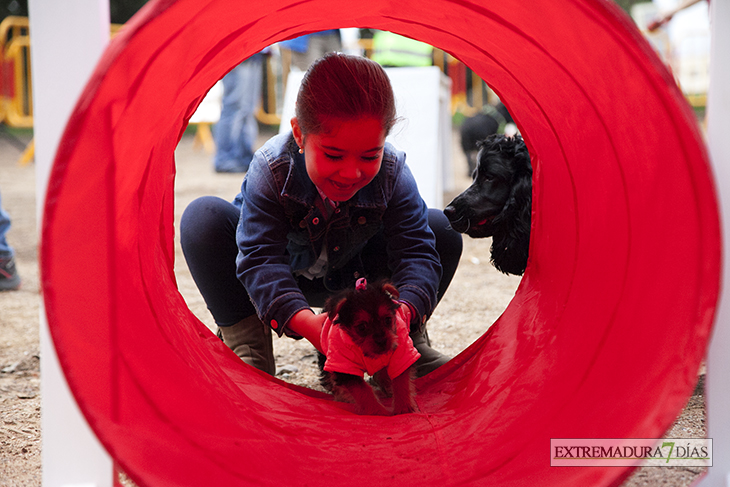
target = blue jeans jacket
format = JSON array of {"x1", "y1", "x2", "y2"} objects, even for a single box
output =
[{"x1": 233, "y1": 133, "x2": 442, "y2": 336}]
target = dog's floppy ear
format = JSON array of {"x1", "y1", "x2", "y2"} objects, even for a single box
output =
[
  {"x1": 493, "y1": 136, "x2": 532, "y2": 222},
  {"x1": 491, "y1": 136, "x2": 532, "y2": 276},
  {"x1": 324, "y1": 296, "x2": 348, "y2": 320}
]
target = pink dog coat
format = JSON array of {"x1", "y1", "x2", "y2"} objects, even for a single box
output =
[{"x1": 320, "y1": 306, "x2": 420, "y2": 379}]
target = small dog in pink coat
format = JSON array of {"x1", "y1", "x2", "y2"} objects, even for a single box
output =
[{"x1": 318, "y1": 279, "x2": 420, "y2": 415}]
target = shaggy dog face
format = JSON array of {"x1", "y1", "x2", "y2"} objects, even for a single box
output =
[
  {"x1": 444, "y1": 134, "x2": 532, "y2": 275},
  {"x1": 318, "y1": 280, "x2": 418, "y2": 416},
  {"x1": 324, "y1": 281, "x2": 400, "y2": 358}
]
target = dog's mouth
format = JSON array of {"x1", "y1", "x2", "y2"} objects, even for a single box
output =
[
  {"x1": 444, "y1": 204, "x2": 498, "y2": 234},
  {"x1": 474, "y1": 218, "x2": 490, "y2": 227},
  {"x1": 466, "y1": 216, "x2": 496, "y2": 237},
  {"x1": 447, "y1": 214, "x2": 494, "y2": 234},
  {"x1": 460, "y1": 215, "x2": 499, "y2": 239}
]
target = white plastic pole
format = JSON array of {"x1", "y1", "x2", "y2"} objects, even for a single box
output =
[
  {"x1": 701, "y1": 0, "x2": 730, "y2": 485},
  {"x1": 27, "y1": 1, "x2": 114, "y2": 486}
]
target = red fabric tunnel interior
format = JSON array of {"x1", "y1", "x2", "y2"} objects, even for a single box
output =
[{"x1": 41, "y1": 0, "x2": 720, "y2": 485}]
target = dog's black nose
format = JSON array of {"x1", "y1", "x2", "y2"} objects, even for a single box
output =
[{"x1": 443, "y1": 206, "x2": 456, "y2": 221}]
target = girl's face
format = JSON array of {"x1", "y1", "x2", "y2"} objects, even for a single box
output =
[{"x1": 292, "y1": 116, "x2": 386, "y2": 202}]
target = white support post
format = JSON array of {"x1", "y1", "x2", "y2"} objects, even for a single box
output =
[
  {"x1": 701, "y1": 0, "x2": 730, "y2": 485},
  {"x1": 28, "y1": 1, "x2": 114, "y2": 486}
]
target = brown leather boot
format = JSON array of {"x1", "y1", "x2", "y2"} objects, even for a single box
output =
[
  {"x1": 409, "y1": 327, "x2": 450, "y2": 378},
  {"x1": 218, "y1": 315, "x2": 275, "y2": 375}
]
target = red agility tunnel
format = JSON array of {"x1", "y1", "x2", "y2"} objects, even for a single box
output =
[{"x1": 41, "y1": 0, "x2": 720, "y2": 485}]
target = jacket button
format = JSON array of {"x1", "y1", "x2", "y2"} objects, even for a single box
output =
[
  {"x1": 312, "y1": 217, "x2": 320, "y2": 225},
  {"x1": 357, "y1": 216, "x2": 367, "y2": 225},
  {"x1": 271, "y1": 320, "x2": 279, "y2": 330},
  {"x1": 299, "y1": 220, "x2": 306, "y2": 228},
  {"x1": 333, "y1": 246, "x2": 340, "y2": 252}
]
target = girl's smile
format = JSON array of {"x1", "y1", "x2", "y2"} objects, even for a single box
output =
[{"x1": 292, "y1": 116, "x2": 386, "y2": 202}]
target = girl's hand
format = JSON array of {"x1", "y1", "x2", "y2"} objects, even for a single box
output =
[
  {"x1": 288, "y1": 309, "x2": 327, "y2": 353},
  {"x1": 399, "y1": 302, "x2": 413, "y2": 324},
  {"x1": 398, "y1": 300, "x2": 419, "y2": 330}
]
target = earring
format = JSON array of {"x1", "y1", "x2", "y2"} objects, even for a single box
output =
[{"x1": 298, "y1": 147, "x2": 304, "y2": 154}]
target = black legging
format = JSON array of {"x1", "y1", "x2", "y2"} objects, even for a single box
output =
[{"x1": 180, "y1": 196, "x2": 462, "y2": 327}]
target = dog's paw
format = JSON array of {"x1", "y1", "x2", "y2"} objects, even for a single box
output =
[
  {"x1": 392, "y1": 396, "x2": 418, "y2": 415},
  {"x1": 355, "y1": 402, "x2": 391, "y2": 416},
  {"x1": 392, "y1": 403, "x2": 417, "y2": 415}
]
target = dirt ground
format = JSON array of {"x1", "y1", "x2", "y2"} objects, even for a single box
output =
[{"x1": 0, "y1": 126, "x2": 706, "y2": 486}]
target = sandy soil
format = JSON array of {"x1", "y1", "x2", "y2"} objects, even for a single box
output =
[{"x1": 0, "y1": 127, "x2": 706, "y2": 486}]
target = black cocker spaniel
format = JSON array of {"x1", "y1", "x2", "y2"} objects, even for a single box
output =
[{"x1": 444, "y1": 134, "x2": 532, "y2": 276}]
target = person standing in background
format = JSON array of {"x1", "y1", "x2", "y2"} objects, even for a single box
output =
[
  {"x1": 0, "y1": 188, "x2": 21, "y2": 291},
  {"x1": 370, "y1": 31, "x2": 433, "y2": 68},
  {"x1": 213, "y1": 53, "x2": 265, "y2": 173}
]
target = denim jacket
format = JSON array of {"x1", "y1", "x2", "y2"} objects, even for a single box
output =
[{"x1": 233, "y1": 133, "x2": 441, "y2": 337}]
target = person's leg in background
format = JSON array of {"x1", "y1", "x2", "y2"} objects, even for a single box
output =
[
  {"x1": 212, "y1": 54, "x2": 264, "y2": 173},
  {"x1": 0, "y1": 188, "x2": 21, "y2": 291}
]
